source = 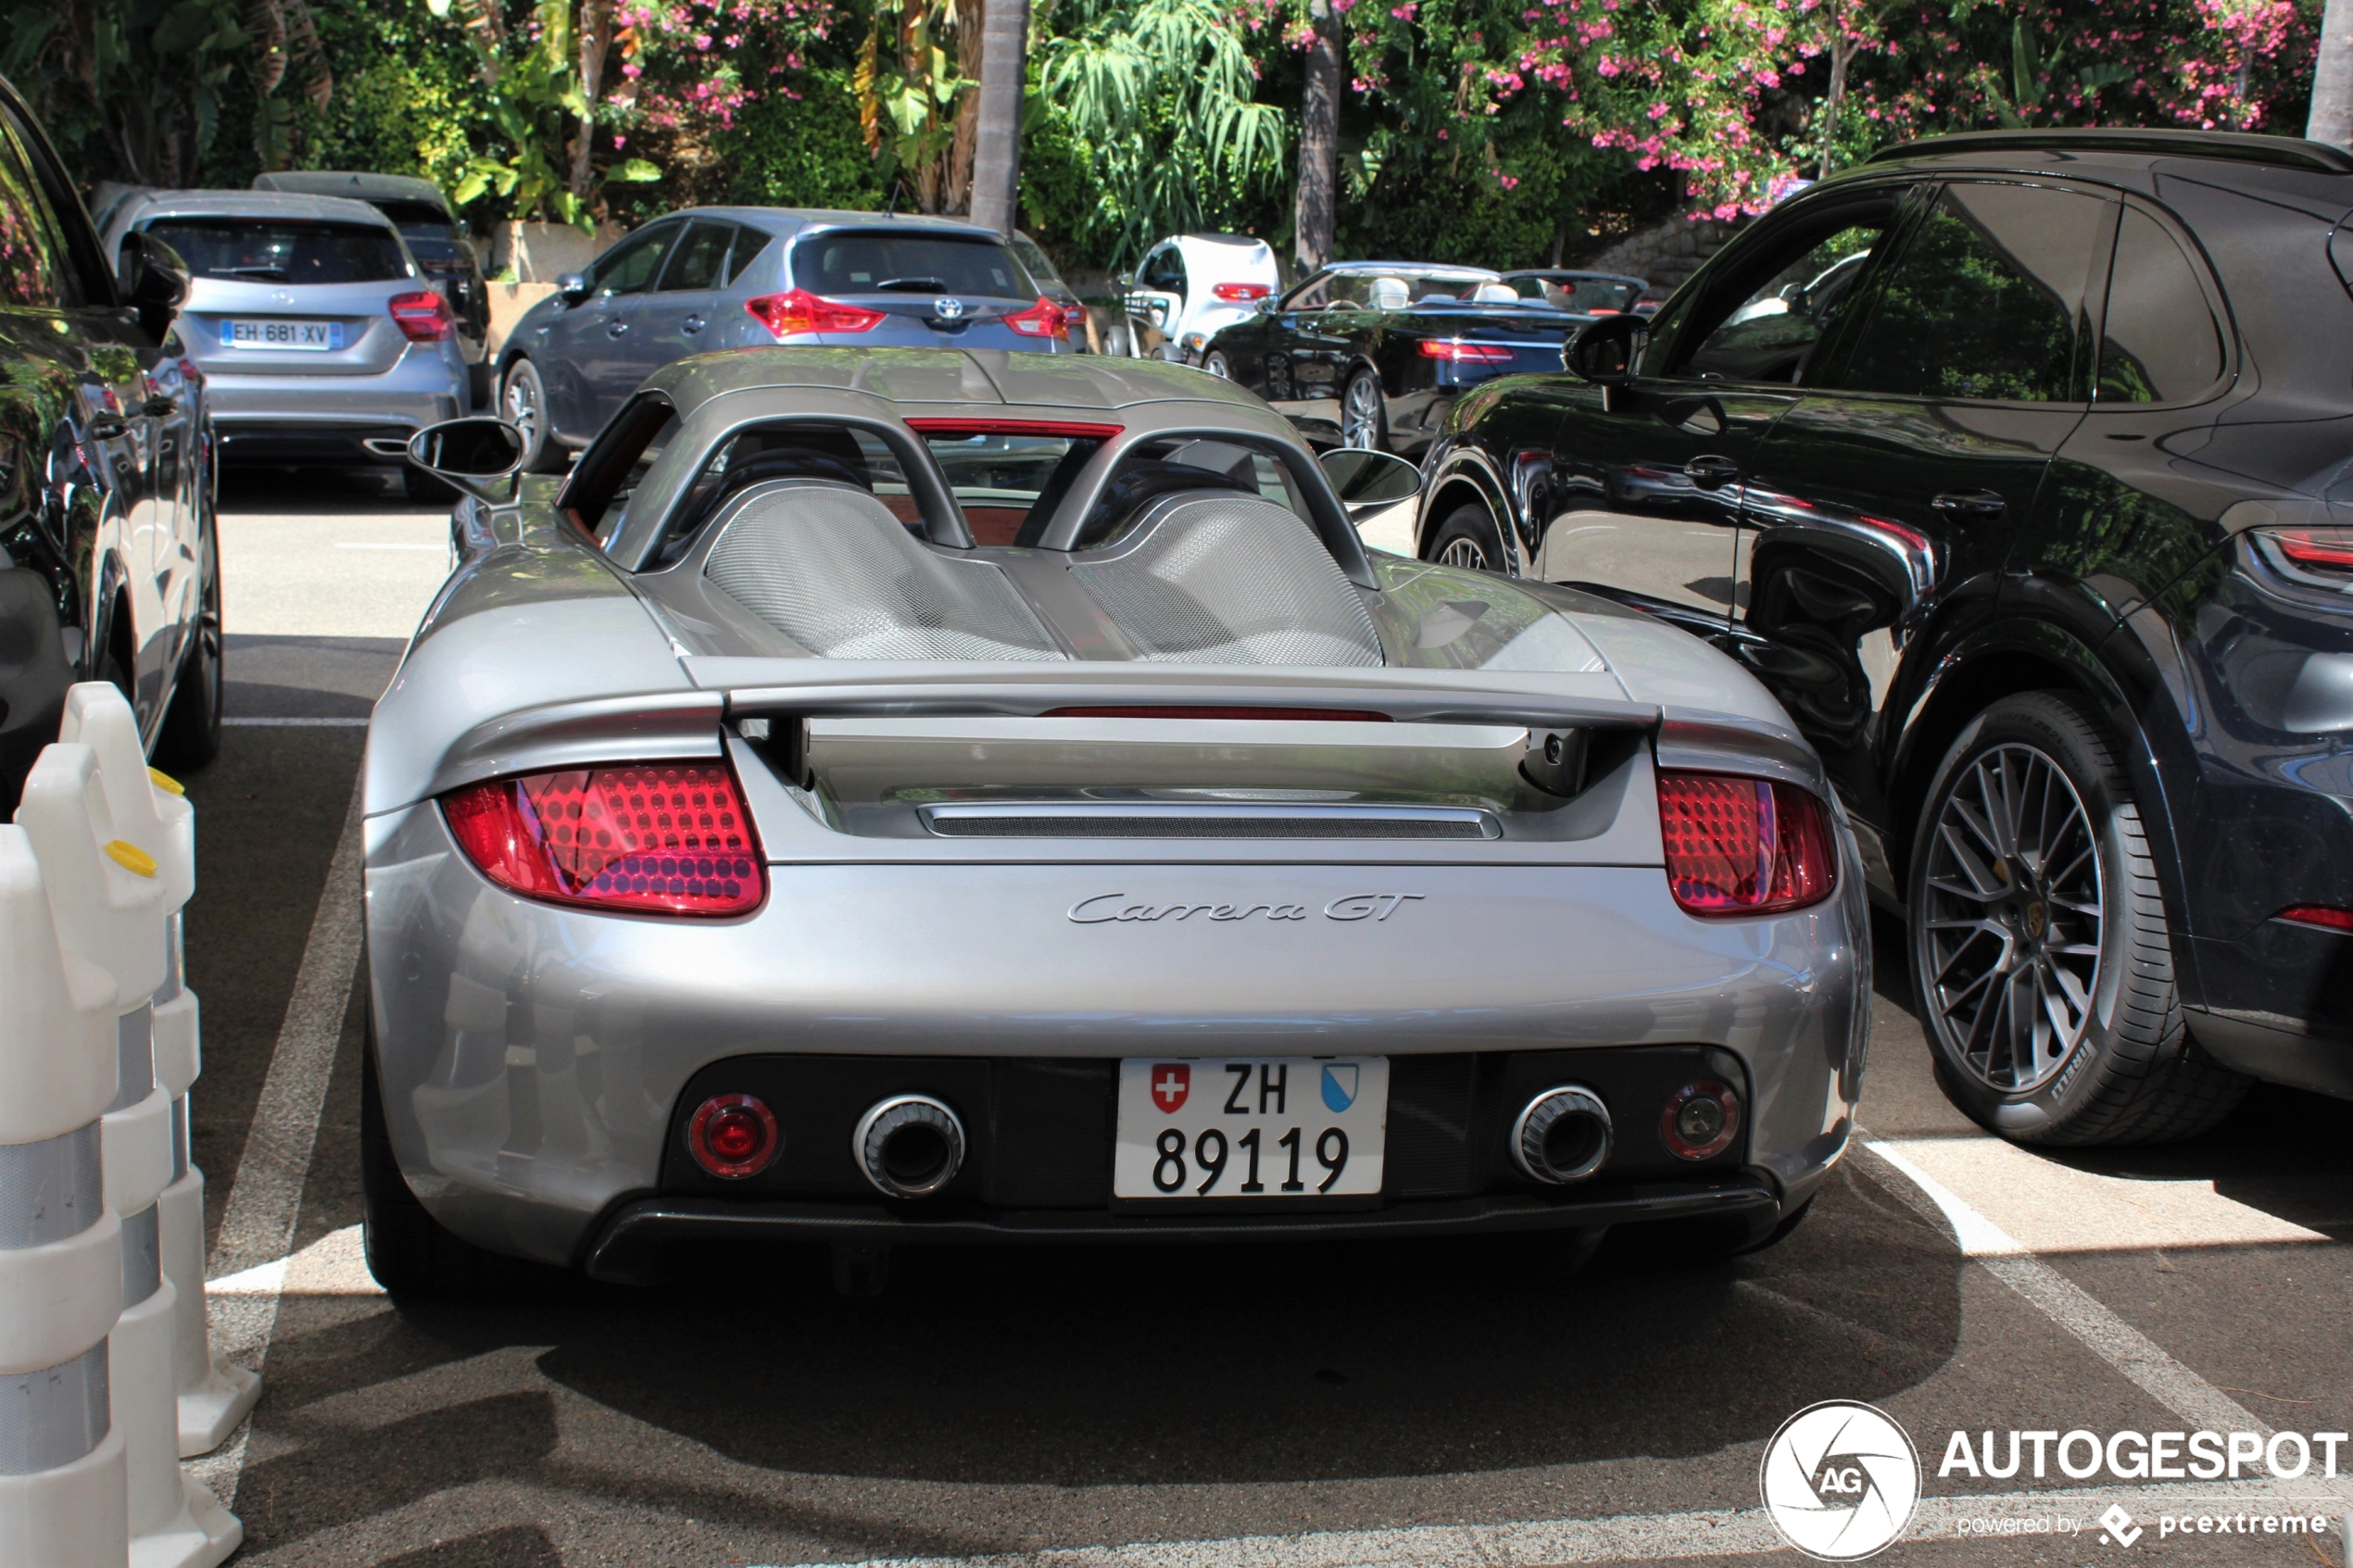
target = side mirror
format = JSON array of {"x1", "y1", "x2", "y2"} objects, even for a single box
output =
[
  {"x1": 1320, "y1": 445, "x2": 1423, "y2": 527},
  {"x1": 1114, "y1": 272, "x2": 1132, "y2": 290},
  {"x1": 118, "y1": 232, "x2": 189, "y2": 340},
  {"x1": 1255, "y1": 295, "x2": 1279, "y2": 315},
  {"x1": 557, "y1": 271, "x2": 591, "y2": 305},
  {"x1": 1563, "y1": 312, "x2": 1649, "y2": 385},
  {"x1": 406, "y1": 417, "x2": 526, "y2": 502}
]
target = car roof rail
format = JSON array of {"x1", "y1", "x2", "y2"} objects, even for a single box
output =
[{"x1": 1863, "y1": 127, "x2": 2353, "y2": 175}]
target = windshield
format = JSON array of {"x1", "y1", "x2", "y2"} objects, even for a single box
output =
[
  {"x1": 1510, "y1": 274, "x2": 1643, "y2": 312},
  {"x1": 371, "y1": 199, "x2": 459, "y2": 241},
  {"x1": 917, "y1": 430, "x2": 1104, "y2": 546},
  {"x1": 145, "y1": 218, "x2": 409, "y2": 284},
  {"x1": 1009, "y1": 236, "x2": 1066, "y2": 289},
  {"x1": 793, "y1": 232, "x2": 1036, "y2": 298}
]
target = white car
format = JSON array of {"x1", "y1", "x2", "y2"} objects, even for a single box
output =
[{"x1": 1119, "y1": 232, "x2": 1281, "y2": 363}]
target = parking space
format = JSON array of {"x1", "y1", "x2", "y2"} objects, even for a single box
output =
[{"x1": 170, "y1": 472, "x2": 2353, "y2": 1566}]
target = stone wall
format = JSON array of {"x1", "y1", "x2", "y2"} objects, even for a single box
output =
[{"x1": 1571, "y1": 213, "x2": 1751, "y2": 300}]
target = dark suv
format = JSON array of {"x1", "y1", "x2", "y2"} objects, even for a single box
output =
[{"x1": 1414, "y1": 128, "x2": 2353, "y2": 1145}]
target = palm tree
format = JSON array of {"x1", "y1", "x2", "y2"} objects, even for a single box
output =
[
  {"x1": 969, "y1": 0, "x2": 1027, "y2": 232},
  {"x1": 1293, "y1": 0, "x2": 1340, "y2": 270}
]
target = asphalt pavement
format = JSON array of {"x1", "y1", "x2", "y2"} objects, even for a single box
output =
[{"x1": 170, "y1": 465, "x2": 2353, "y2": 1567}]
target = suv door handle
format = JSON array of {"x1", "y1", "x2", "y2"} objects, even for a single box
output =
[
  {"x1": 681, "y1": 314, "x2": 705, "y2": 334},
  {"x1": 1931, "y1": 488, "x2": 2007, "y2": 521},
  {"x1": 607, "y1": 320, "x2": 629, "y2": 337},
  {"x1": 1683, "y1": 455, "x2": 1740, "y2": 489}
]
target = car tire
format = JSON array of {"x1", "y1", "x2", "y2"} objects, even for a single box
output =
[
  {"x1": 1908, "y1": 691, "x2": 2250, "y2": 1146},
  {"x1": 500, "y1": 358, "x2": 565, "y2": 474},
  {"x1": 153, "y1": 529, "x2": 221, "y2": 771},
  {"x1": 361, "y1": 1010, "x2": 499, "y2": 1300},
  {"x1": 1203, "y1": 350, "x2": 1233, "y2": 380},
  {"x1": 1426, "y1": 499, "x2": 1506, "y2": 572},
  {"x1": 401, "y1": 466, "x2": 458, "y2": 504},
  {"x1": 1340, "y1": 368, "x2": 1389, "y2": 451}
]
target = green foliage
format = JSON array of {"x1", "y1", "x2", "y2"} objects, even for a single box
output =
[{"x1": 725, "y1": 72, "x2": 887, "y2": 209}]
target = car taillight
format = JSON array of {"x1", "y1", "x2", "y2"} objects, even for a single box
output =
[
  {"x1": 744, "y1": 289, "x2": 887, "y2": 339},
  {"x1": 2254, "y1": 526, "x2": 2353, "y2": 583},
  {"x1": 1212, "y1": 282, "x2": 1271, "y2": 302},
  {"x1": 1005, "y1": 296, "x2": 1069, "y2": 340},
  {"x1": 1656, "y1": 771, "x2": 1836, "y2": 917},
  {"x1": 689, "y1": 1093, "x2": 780, "y2": 1178},
  {"x1": 1418, "y1": 340, "x2": 1514, "y2": 363},
  {"x1": 2278, "y1": 905, "x2": 2353, "y2": 932},
  {"x1": 388, "y1": 290, "x2": 453, "y2": 342},
  {"x1": 441, "y1": 760, "x2": 764, "y2": 916}
]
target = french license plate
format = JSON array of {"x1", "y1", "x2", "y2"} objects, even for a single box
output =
[
  {"x1": 1114, "y1": 1057, "x2": 1387, "y2": 1198},
  {"x1": 220, "y1": 319, "x2": 342, "y2": 350}
]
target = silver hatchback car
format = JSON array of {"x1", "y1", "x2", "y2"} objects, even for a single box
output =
[
  {"x1": 103, "y1": 190, "x2": 472, "y2": 498},
  {"x1": 496, "y1": 208, "x2": 1074, "y2": 471}
]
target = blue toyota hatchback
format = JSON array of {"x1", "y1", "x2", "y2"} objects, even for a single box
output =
[{"x1": 496, "y1": 209, "x2": 1074, "y2": 470}]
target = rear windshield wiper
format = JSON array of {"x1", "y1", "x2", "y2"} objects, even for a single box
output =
[
  {"x1": 216, "y1": 265, "x2": 290, "y2": 280},
  {"x1": 875, "y1": 276, "x2": 949, "y2": 293}
]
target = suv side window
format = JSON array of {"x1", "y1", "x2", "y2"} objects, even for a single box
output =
[
  {"x1": 658, "y1": 221, "x2": 733, "y2": 292},
  {"x1": 1834, "y1": 182, "x2": 2108, "y2": 403},
  {"x1": 2096, "y1": 207, "x2": 2223, "y2": 404},
  {"x1": 592, "y1": 224, "x2": 677, "y2": 297},
  {"x1": 0, "y1": 114, "x2": 78, "y2": 308},
  {"x1": 1663, "y1": 200, "x2": 1900, "y2": 384}
]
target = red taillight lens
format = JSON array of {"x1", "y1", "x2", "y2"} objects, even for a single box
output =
[
  {"x1": 1417, "y1": 340, "x2": 1515, "y2": 363},
  {"x1": 1660, "y1": 1080, "x2": 1740, "y2": 1160},
  {"x1": 689, "y1": 1093, "x2": 780, "y2": 1178},
  {"x1": 1212, "y1": 282, "x2": 1271, "y2": 302},
  {"x1": 1005, "y1": 296, "x2": 1070, "y2": 340},
  {"x1": 388, "y1": 290, "x2": 453, "y2": 342},
  {"x1": 1656, "y1": 771, "x2": 1836, "y2": 916},
  {"x1": 2257, "y1": 526, "x2": 2353, "y2": 578},
  {"x1": 441, "y1": 759, "x2": 764, "y2": 916},
  {"x1": 744, "y1": 289, "x2": 887, "y2": 339},
  {"x1": 1042, "y1": 706, "x2": 1390, "y2": 721},
  {"x1": 2278, "y1": 905, "x2": 2353, "y2": 932}
]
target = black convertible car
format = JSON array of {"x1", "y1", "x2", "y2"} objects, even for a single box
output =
[
  {"x1": 1416, "y1": 127, "x2": 2353, "y2": 1145},
  {"x1": 1202, "y1": 262, "x2": 1584, "y2": 454}
]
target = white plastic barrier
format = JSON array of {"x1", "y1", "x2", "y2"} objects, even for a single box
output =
[
  {"x1": 57, "y1": 687, "x2": 258, "y2": 1456},
  {"x1": 0, "y1": 825, "x2": 128, "y2": 1567},
  {"x1": 19, "y1": 745, "x2": 237, "y2": 1568}
]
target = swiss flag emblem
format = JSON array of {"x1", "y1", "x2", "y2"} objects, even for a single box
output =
[{"x1": 1151, "y1": 1063, "x2": 1190, "y2": 1113}]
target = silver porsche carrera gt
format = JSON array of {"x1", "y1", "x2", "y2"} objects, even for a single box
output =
[{"x1": 359, "y1": 347, "x2": 1869, "y2": 1298}]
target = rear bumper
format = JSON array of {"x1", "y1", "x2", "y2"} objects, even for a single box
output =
[
  {"x1": 363, "y1": 798, "x2": 1866, "y2": 1268},
  {"x1": 207, "y1": 349, "x2": 465, "y2": 463},
  {"x1": 581, "y1": 1178, "x2": 1786, "y2": 1284}
]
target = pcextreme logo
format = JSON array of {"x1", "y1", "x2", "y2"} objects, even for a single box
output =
[{"x1": 1760, "y1": 1401, "x2": 1923, "y2": 1561}]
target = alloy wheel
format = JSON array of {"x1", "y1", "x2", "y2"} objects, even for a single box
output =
[
  {"x1": 503, "y1": 370, "x2": 541, "y2": 452},
  {"x1": 1919, "y1": 742, "x2": 2105, "y2": 1093},
  {"x1": 1203, "y1": 351, "x2": 1232, "y2": 380},
  {"x1": 1341, "y1": 375, "x2": 1383, "y2": 449},
  {"x1": 1436, "y1": 535, "x2": 1490, "y2": 570}
]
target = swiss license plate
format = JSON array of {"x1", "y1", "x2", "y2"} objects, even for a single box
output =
[
  {"x1": 1114, "y1": 1057, "x2": 1388, "y2": 1198},
  {"x1": 220, "y1": 319, "x2": 342, "y2": 350}
]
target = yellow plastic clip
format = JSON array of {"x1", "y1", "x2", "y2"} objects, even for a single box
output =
[
  {"x1": 105, "y1": 839, "x2": 157, "y2": 878},
  {"x1": 147, "y1": 767, "x2": 184, "y2": 797}
]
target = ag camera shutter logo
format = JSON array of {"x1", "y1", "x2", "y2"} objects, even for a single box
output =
[{"x1": 1759, "y1": 1400, "x2": 1922, "y2": 1560}]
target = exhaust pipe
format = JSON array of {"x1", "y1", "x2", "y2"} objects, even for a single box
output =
[
  {"x1": 361, "y1": 436, "x2": 411, "y2": 457},
  {"x1": 853, "y1": 1094, "x2": 966, "y2": 1198},
  {"x1": 1511, "y1": 1085, "x2": 1612, "y2": 1184}
]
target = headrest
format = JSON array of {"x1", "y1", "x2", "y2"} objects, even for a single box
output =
[
  {"x1": 1367, "y1": 277, "x2": 1411, "y2": 310},
  {"x1": 1468, "y1": 282, "x2": 1518, "y2": 304}
]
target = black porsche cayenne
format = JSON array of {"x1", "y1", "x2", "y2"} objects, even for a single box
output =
[{"x1": 1414, "y1": 128, "x2": 2353, "y2": 1144}]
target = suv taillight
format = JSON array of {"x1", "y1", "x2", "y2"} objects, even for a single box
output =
[
  {"x1": 1657, "y1": 771, "x2": 1836, "y2": 917},
  {"x1": 2251, "y1": 525, "x2": 2353, "y2": 587},
  {"x1": 1005, "y1": 296, "x2": 1069, "y2": 340},
  {"x1": 442, "y1": 760, "x2": 764, "y2": 916},
  {"x1": 744, "y1": 290, "x2": 887, "y2": 338},
  {"x1": 389, "y1": 290, "x2": 454, "y2": 342}
]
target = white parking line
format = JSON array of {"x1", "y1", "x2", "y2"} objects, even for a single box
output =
[
  {"x1": 744, "y1": 1480, "x2": 2344, "y2": 1568},
  {"x1": 192, "y1": 773, "x2": 369, "y2": 1508},
  {"x1": 333, "y1": 543, "x2": 447, "y2": 551}
]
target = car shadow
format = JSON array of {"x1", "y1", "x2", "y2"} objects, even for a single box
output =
[{"x1": 220, "y1": 465, "x2": 430, "y2": 516}]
